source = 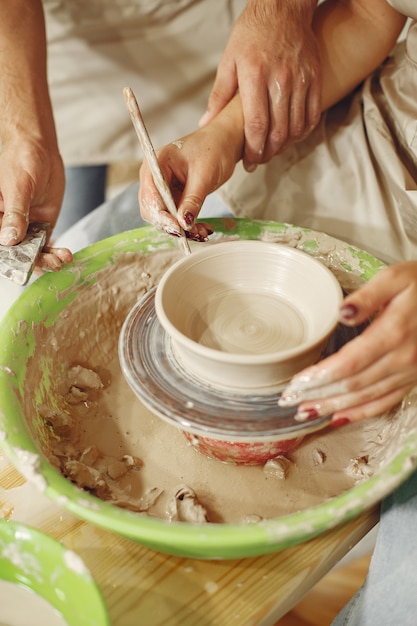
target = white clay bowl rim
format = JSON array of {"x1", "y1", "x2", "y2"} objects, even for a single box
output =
[{"x1": 155, "y1": 240, "x2": 343, "y2": 365}]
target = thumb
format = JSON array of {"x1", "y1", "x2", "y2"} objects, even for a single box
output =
[
  {"x1": 177, "y1": 192, "x2": 206, "y2": 232},
  {"x1": 199, "y1": 61, "x2": 238, "y2": 127},
  {"x1": 339, "y1": 266, "x2": 401, "y2": 326},
  {"x1": 0, "y1": 178, "x2": 31, "y2": 246},
  {"x1": 176, "y1": 164, "x2": 219, "y2": 230}
]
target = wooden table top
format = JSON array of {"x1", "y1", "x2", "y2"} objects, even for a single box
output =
[{"x1": 0, "y1": 450, "x2": 378, "y2": 626}]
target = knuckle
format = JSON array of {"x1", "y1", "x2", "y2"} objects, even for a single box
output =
[
  {"x1": 400, "y1": 342, "x2": 417, "y2": 368},
  {"x1": 387, "y1": 323, "x2": 408, "y2": 347},
  {"x1": 267, "y1": 133, "x2": 288, "y2": 157},
  {"x1": 183, "y1": 193, "x2": 202, "y2": 211},
  {"x1": 345, "y1": 376, "x2": 362, "y2": 393},
  {"x1": 246, "y1": 115, "x2": 268, "y2": 139},
  {"x1": 269, "y1": 127, "x2": 288, "y2": 146},
  {"x1": 208, "y1": 86, "x2": 227, "y2": 106},
  {"x1": 3, "y1": 206, "x2": 29, "y2": 222},
  {"x1": 290, "y1": 122, "x2": 306, "y2": 141},
  {"x1": 275, "y1": 67, "x2": 292, "y2": 91}
]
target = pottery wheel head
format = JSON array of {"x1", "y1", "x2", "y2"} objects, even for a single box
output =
[{"x1": 119, "y1": 288, "x2": 363, "y2": 441}]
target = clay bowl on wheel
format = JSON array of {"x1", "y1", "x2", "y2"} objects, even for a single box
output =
[
  {"x1": 154, "y1": 240, "x2": 343, "y2": 464},
  {"x1": 155, "y1": 240, "x2": 343, "y2": 392}
]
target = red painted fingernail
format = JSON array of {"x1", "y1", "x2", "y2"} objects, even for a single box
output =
[
  {"x1": 183, "y1": 211, "x2": 195, "y2": 226},
  {"x1": 329, "y1": 417, "x2": 351, "y2": 429},
  {"x1": 185, "y1": 232, "x2": 208, "y2": 243},
  {"x1": 294, "y1": 408, "x2": 320, "y2": 422},
  {"x1": 166, "y1": 229, "x2": 181, "y2": 238},
  {"x1": 339, "y1": 304, "x2": 358, "y2": 322}
]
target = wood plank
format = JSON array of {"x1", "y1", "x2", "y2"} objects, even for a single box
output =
[{"x1": 0, "y1": 453, "x2": 379, "y2": 626}]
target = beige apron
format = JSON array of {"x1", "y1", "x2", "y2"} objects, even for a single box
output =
[
  {"x1": 218, "y1": 2, "x2": 417, "y2": 264},
  {"x1": 44, "y1": 0, "x2": 246, "y2": 166}
]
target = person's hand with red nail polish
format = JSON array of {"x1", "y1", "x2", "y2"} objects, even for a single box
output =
[
  {"x1": 279, "y1": 262, "x2": 417, "y2": 425},
  {"x1": 139, "y1": 96, "x2": 244, "y2": 240}
]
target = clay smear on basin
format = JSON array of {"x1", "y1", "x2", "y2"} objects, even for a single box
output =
[{"x1": 21, "y1": 247, "x2": 415, "y2": 524}]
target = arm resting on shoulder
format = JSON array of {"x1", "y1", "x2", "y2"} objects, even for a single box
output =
[{"x1": 139, "y1": 0, "x2": 406, "y2": 238}]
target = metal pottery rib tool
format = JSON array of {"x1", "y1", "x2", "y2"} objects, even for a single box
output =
[
  {"x1": 123, "y1": 87, "x2": 191, "y2": 257},
  {"x1": 0, "y1": 221, "x2": 50, "y2": 286}
]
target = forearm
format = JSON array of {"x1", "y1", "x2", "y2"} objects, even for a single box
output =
[
  {"x1": 249, "y1": 0, "x2": 318, "y2": 28},
  {"x1": 314, "y1": 0, "x2": 406, "y2": 110},
  {"x1": 209, "y1": 95, "x2": 245, "y2": 169},
  {"x1": 0, "y1": 0, "x2": 58, "y2": 148},
  {"x1": 0, "y1": 0, "x2": 67, "y2": 252}
]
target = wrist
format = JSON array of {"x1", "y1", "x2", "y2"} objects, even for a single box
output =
[
  {"x1": 211, "y1": 95, "x2": 245, "y2": 161},
  {"x1": 250, "y1": 0, "x2": 318, "y2": 24},
  {"x1": 0, "y1": 92, "x2": 58, "y2": 151},
  {"x1": 0, "y1": 132, "x2": 60, "y2": 165}
]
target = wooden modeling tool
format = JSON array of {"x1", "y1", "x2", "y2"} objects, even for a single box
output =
[{"x1": 123, "y1": 87, "x2": 191, "y2": 256}]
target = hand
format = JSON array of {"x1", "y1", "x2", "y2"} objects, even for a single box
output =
[
  {"x1": 0, "y1": 135, "x2": 73, "y2": 272},
  {"x1": 0, "y1": 0, "x2": 72, "y2": 273},
  {"x1": 279, "y1": 262, "x2": 417, "y2": 424},
  {"x1": 139, "y1": 97, "x2": 244, "y2": 237},
  {"x1": 200, "y1": 0, "x2": 321, "y2": 170}
]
